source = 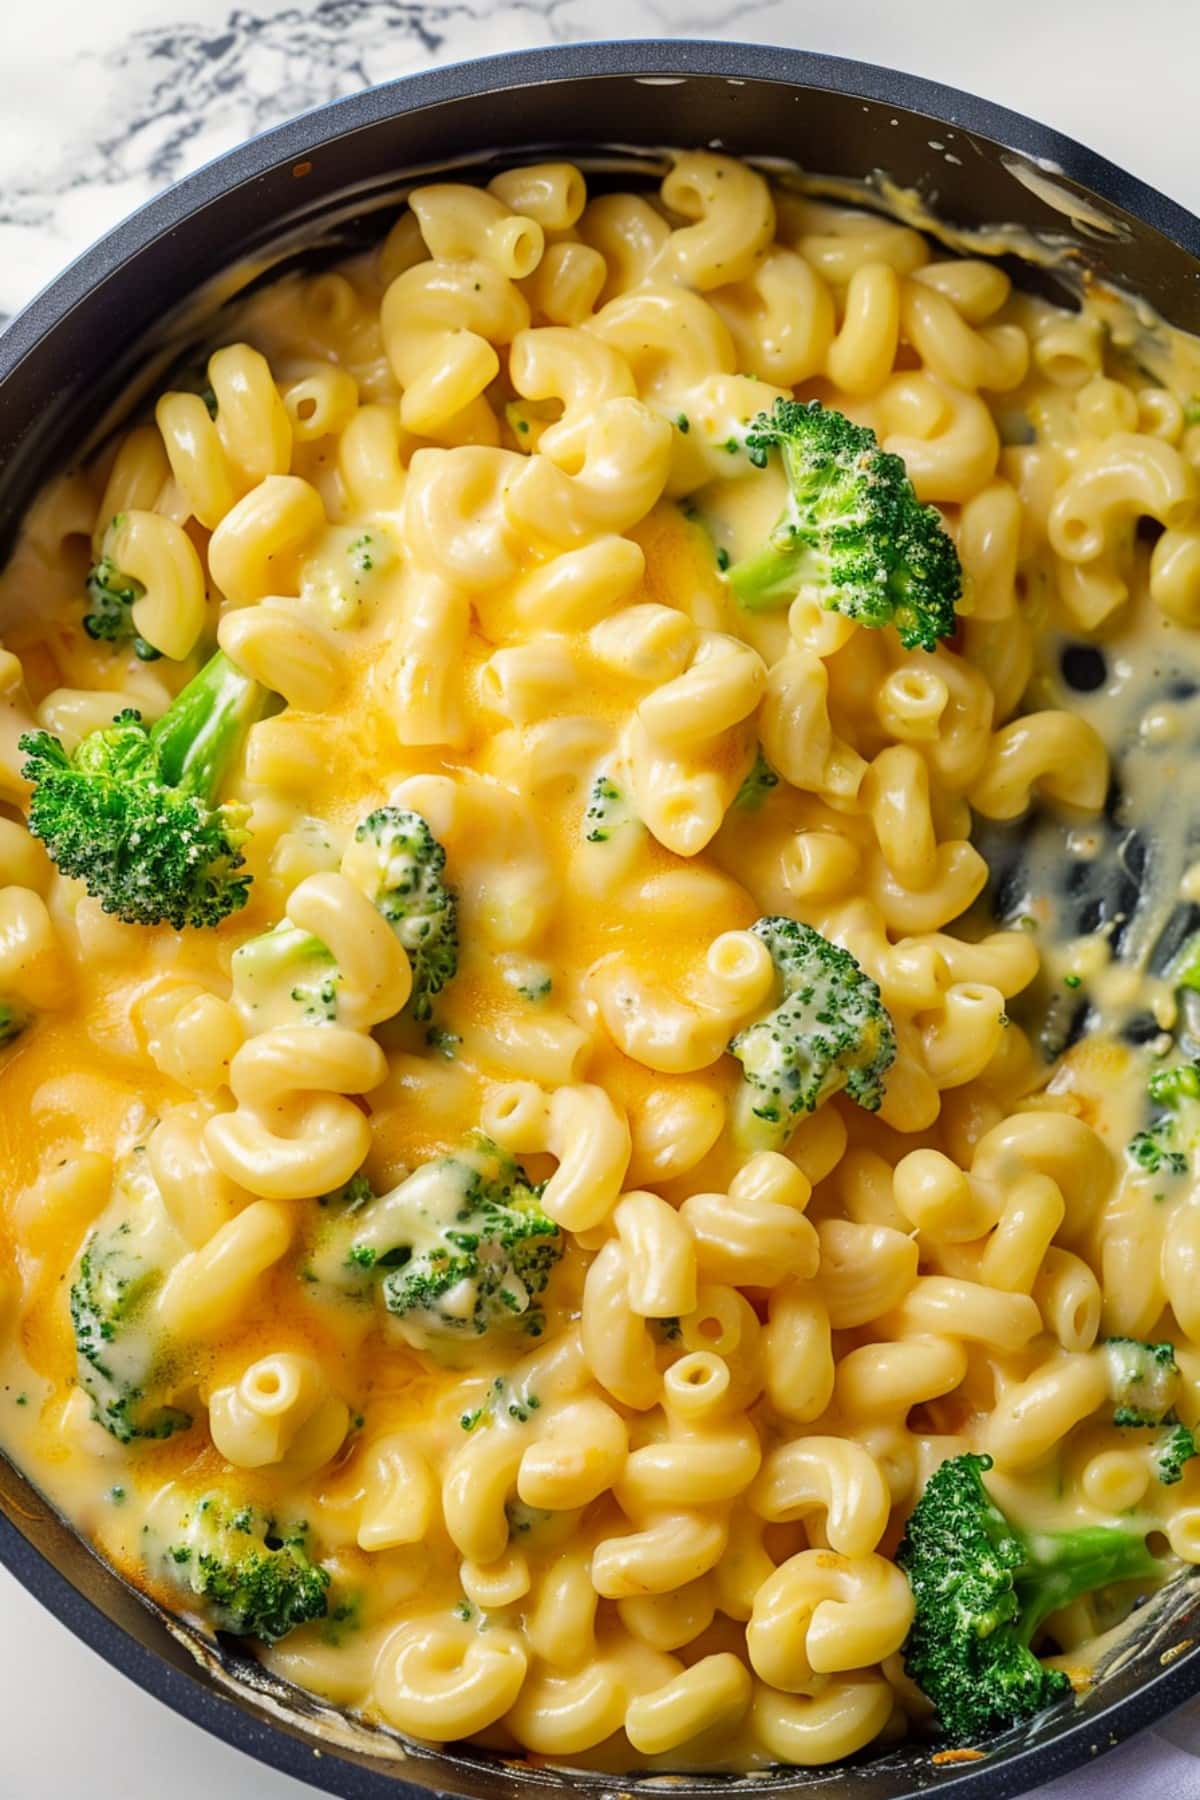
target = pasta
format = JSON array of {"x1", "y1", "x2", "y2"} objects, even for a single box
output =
[{"x1": 3, "y1": 146, "x2": 1200, "y2": 1778}]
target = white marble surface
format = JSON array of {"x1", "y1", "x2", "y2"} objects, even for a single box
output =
[{"x1": 4, "y1": 1, "x2": 1200, "y2": 1795}]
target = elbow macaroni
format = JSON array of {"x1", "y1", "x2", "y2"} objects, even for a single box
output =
[{"x1": 2, "y1": 149, "x2": 1197, "y2": 1779}]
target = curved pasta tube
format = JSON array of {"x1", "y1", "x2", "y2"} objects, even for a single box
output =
[
  {"x1": 103, "y1": 511, "x2": 206, "y2": 661},
  {"x1": 482, "y1": 1080, "x2": 630, "y2": 1231},
  {"x1": 489, "y1": 162, "x2": 587, "y2": 231},
  {"x1": 402, "y1": 445, "x2": 526, "y2": 588},
  {"x1": 146, "y1": 1101, "x2": 245, "y2": 1244},
  {"x1": 390, "y1": 572, "x2": 474, "y2": 748},
  {"x1": 1048, "y1": 433, "x2": 1196, "y2": 563},
  {"x1": 661, "y1": 151, "x2": 775, "y2": 289},
  {"x1": 443, "y1": 1427, "x2": 525, "y2": 1563},
  {"x1": 816, "y1": 1220, "x2": 919, "y2": 1329},
  {"x1": 763, "y1": 1281, "x2": 835, "y2": 1424},
  {"x1": 970, "y1": 710, "x2": 1109, "y2": 820},
  {"x1": 504, "y1": 397, "x2": 672, "y2": 547},
  {"x1": 751, "y1": 1438, "x2": 891, "y2": 1557},
  {"x1": 586, "y1": 928, "x2": 772, "y2": 1074},
  {"x1": 217, "y1": 604, "x2": 342, "y2": 711},
  {"x1": 971, "y1": 1110, "x2": 1111, "y2": 1244},
  {"x1": 613, "y1": 1190, "x2": 698, "y2": 1318},
  {"x1": 356, "y1": 1433, "x2": 439, "y2": 1550},
  {"x1": 153, "y1": 1198, "x2": 293, "y2": 1339},
  {"x1": 93, "y1": 425, "x2": 170, "y2": 548},
  {"x1": 877, "y1": 371, "x2": 1000, "y2": 504},
  {"x1": 140, "y1": 981, "x2": 243, "y2": 1091},
  {"x1": 746, "y1": 1550, "x2": 913, "y2": 1686},
  {"x1": 381, "y1": 259, "x2": 529, "y2": 438},
  {"x1": 900, "y1": 279, "x2": 1028, "y2": 391},
  {"x1": 579, "y1": 193, "x2": 672, "y2": 298},
  {"x1": 337, "y1": 402, "x2": 410, "y2": 516},
  {"x1": 617, "y1": 1413, "x2": 762, "y2": 1512},
  {"x1": 588, "y1": 286, "x2": 736, "y2": 401},
  {"x1": 156, "y1": 344, "x2": 292, "y2": 529},
  {"x1": 0, "y1": 886, "x2": 71, "y2": 1013},
  {"x1": 592, "y1": 1510, "x2": 728, "y2": 1599},
  {"x1": 373, "y1": 1617, "x2": 528, "y2": 1740},
  {"x1": 624, "y1": 632, "x2": 766, "y2": 857},
  {"x1": 861, "y1": 745, "x2": 938, "y2": 891},
  {"x1": 207, "y1": 475, "x2": 325, "y2": 606},
  {"x1": 751, "y1": 1673, "x2": 894, "y2": 1765},
  {"x1": 204, "y1": 1025, "x2": 387, "y2": 1200},
  {"x1": 625, "y1": 1654, "x2": 752, "y2": 1754},
  {"x1": 835, "y1": 1335, "x2": 968, "y2": 1420},
  {"x1": 826, "y1": 263, "x2": 901, "y2": 397},
  {"x1": 409, "y1": 183, "x2": 544, "y2": 278},
  {"x1": 761, "y1": 650, "x2": 866, "y2": 803},
  {"x1": 680, "y1": 1152, "x2": 819, "y2": 1288},
  {"x1": 579, "y1": 1239, "x2": 661, "y2": 1410},
  {"x1": 710, "y1": 249, "x2": 834, "y2": 386},
  {"x1": 207, "y1": 1350, "x2": 340, "y2": 1469},
  {"x1": 285, "y1": 871, "x2": 412, "y2": 1028},
  {"x1": 517, "y1": 1396, "x2": 629, "y2": 1511},
  {"x1": 889, "y1": 1276, "x2": 1042, "y2": 1352},
  {"x1": 984, "y1": 1353, "x2": 1108, "y2": 1472},
  {"x1": 919, "y1": 981, "x2": 1008, "y2": 1087},
  {"x1": 508, "y1": 326, "x2": 636, "y2": 464}
]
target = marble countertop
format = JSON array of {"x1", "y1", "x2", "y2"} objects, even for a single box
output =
[{"x1": 4, "y1": 1, "x2": 1200, "y2": 1795}]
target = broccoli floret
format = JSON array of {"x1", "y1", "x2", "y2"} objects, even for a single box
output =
[
  {"x1": 310, "y1": 1142, "x2": 562, "y2": 1352},
  {"x1": 20, "y1": 650, "x2": 266, "y2": 929},
  {"x1": 82, "y1": 554, "x2": 161, "y2": 662},
  {"x1": 1153, "y1": 1423, "x2": 1199, "y2": 1486},
  {"x1": 1103, "y1": 1337, "x2": 1180, "y2": 1428},
  {"x1": 1129, "y1": 1063, "x2": 1200, "y2": 1195},
  {"x1": 1168, "y1": 931, "x2": 1200, "y2": 995},
  {"x1": 232, "y1": 921, "x2": 341, "y2": 1029},
  {"x1": 732, "y1": 748, "x2": 779, "y2": 812},
  {"x1": 1149, "y1": 1062, "x2": 1200, "y2": 1106},
  {"x1": 69, "y1": 1153, "x2": 191, "y2": 1444},
  {"x1": 340, "y1": 807, "x2": 457, "y2": 1022},
  {"x1": 583, "y1": 771, "x2": 641, "y2": 844},
  {"x1": 728, "y1": 916, "x2": 895, "y2": 1149},
  {"x1": 163, "y1": 1493, "x2": 329, "y2": 1642},
  {"x1": 725, "y1": 399, "x2": 961, "y2": 650},
  {"x1": 0, "y1": 998, "x2": 31, "y2": 1049},
  {"x1": 898, "y1": 1452, "x2": 1161, "y2": 1741},
  {"x1": 1128, "y1": 1124, "x2": 1187, "y2": 1176}
]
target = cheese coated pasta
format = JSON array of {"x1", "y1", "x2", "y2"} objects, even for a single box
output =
[{"x1": 4, "y1": 149, "x2": 1200, "y2": 1778}]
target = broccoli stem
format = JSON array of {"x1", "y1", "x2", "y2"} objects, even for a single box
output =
[
  {"x1": 727, "y1": 537, "x2": 807, "y2": 612},
  {"x1": 1015, "y1": 1527, "x2": 1161, "y2": 1644},
  {"x1": 150, "y1": 650, "x2": 266, "y2": 800}
]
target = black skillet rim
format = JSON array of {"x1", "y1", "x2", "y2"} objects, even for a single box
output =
[{"x1": 3, "y1": 33, "x2": 1200, "y2": 1800}]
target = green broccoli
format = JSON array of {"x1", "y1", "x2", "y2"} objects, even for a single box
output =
[
  {"x1": 732, "y1": 748, "x2": 779, "y2": 812},
  {"x1": 232, "y1": 920, "x2": 341, "y2": 1029},
  {"x1": 69, "y1": 1152, "x2": 191, "y2": 1444},
  {"x1": 1153, "y1": 1423, "x2": 1199, "y2": 1486},
  {"x1": 1127, "y1": 1125, "x2": 1187, "y2": 1177},
  {"x1": 724, "y1": 399, "x2": 961, "y2": 650},
  {"x1": 1125, "y1": 1063, "x2": 1200, "y2": 1195},
  {"x1": 81, "y1": 554, "x2": 161, "y2": 661},
  {"x1": 20, "y1": 650, "x2": 267, "y2": 929},
  {"x1": 583, "y1": 771, "x2": 641, "y2": 845},
  {"x1": 0, "y1": 998, "x2": 31, "y2": 1049},
  {"x1": 1149, "y1": 1062, "x2": 1200, "y2": 1106},
  {"x1": 1103, "y1": 1337, "x2": 1180, "y2": 1427},
  {"x1": 340, "y1": 807, "x2": 457, "y2": 1021},
  {"x1": 233, "y1": 807, "x2": 456, "y2": 1030},
  {"x1": 898, "y1": 1451, "x2": 1161, "y2": 1741},
  {"x1": 309, "y1": 1142, "x2": 562, "y2": 1352},
  {"x1": 728, "y1": 916, "x2": 895, "y2": 1149},
  {"x1": 163, "y1": 1492, "x2": 329, "y2": 1642}
]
